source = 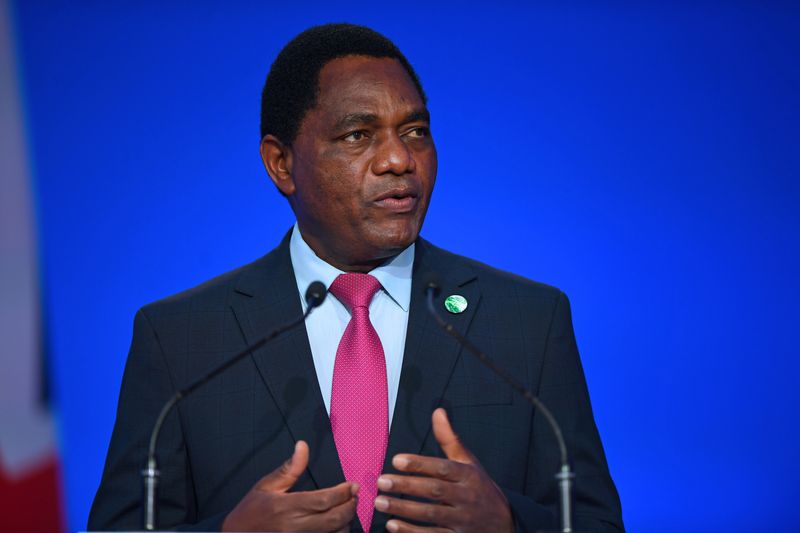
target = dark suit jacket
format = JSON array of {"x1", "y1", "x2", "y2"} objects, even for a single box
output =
[{"x1": 88, "y1": 233, "x2": 624, "y2": 532}]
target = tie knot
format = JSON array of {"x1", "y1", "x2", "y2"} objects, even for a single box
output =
[{"x1": 329, "y1": 273, "x2": 382, "y2": 310}]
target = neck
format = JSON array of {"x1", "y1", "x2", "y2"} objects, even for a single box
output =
[
  {"x1": 297, "y1": 228, "x2": 396, "y2": 274},
  {"x1": 317, "y1": 253, "x2": 383, "y2": 274}
]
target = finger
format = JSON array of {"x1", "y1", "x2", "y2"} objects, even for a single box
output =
[
  {"x1": 256, "y1": 440, "x2": 309, "y2": 493},
  {"x1": 297, "y1": 490, "x2": 358, "y2": 532},
  {"x1": 377, "y1": 474, "x2": 456, "y2": 503},
  {"x1": 292, "y1": 481, "x2": 358, "y2": 513},
  {"x1": 392, "y1": 453, "x2": 468, "y2": 482},
  {"x1": 375, "y1": 496, "x2": 457, "y2": 528},
  {"x1": 385, "y1": 519, "x2": 452, "y2": 533},
  {"x1": 431, "y1": 408, "x2": 474, "y2": 464}
]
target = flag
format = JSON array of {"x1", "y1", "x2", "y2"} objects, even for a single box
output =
[{"x1": 0, "y1": 1, "x2": 65, "y2": 530}]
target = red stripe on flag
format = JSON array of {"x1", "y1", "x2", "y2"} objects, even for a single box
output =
[{"x1": 0, "y1": 455, "x2": 65, "y2": 532}]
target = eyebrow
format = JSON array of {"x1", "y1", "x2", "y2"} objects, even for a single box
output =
[
  {"x1": 404, "y1": 109, "x2": 430, "y2": 124},
  {"x1": 333, "y1": 108, "x2": 431, "y2": 131},
  {"x1": 334, "y1": 112, "x2": 379, "y2": 132}
]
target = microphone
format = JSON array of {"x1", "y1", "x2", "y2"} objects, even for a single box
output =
[
  {"x1": 422, "y1": 273, "x2": 575, "y2": 533},
  {"x1": 142, "y1": 281, "x2": 328, "y2": 531},
  {"x1": 305, "y1": 280, "x2": 327, "y2": 308}
]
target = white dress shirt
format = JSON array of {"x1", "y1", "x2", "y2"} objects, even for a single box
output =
[{"x1": 289, "y1": 223, "x2": 413, "y2": 428}]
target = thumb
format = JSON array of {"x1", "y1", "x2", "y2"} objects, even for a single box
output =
[
  {"x1": 257, "y1": 440, "x2": 309, "y2": 493},
  {"x1": 432, "y1": 408, "x2": 475, "y2": 464}
]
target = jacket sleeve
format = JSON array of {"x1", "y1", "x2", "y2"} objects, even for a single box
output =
[
  {"x1": 502, "y1": 291, "x2": 625, "y2": 532},
  {"x1": 87, "y1": 308, "x2": 228, "y2": 531}
]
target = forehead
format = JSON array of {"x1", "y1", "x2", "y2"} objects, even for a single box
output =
[{"x1": 313, "y1": 55, "x2": 425, "y2": 123}]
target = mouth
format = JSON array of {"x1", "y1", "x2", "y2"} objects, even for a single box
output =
[{"x1": 373, "y1": 187, "x2": 419, "y2": 213}]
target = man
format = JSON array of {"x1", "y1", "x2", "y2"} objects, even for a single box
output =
[{"x1": 89, "y1": 24, "x2": 624, "y2": 532}]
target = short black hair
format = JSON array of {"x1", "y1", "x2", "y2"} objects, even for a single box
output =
[{"x1": 260, "y1": 23, "x2": 427, "y2": 144}]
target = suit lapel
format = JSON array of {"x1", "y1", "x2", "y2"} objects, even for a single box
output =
[
  {"x1": 373, "y1": 239, "x2": 481, "y2": 531},
  {"x1": 227, "y1": 235, "x2": 481, "y2": 532},
  {"x1": 229, "y1": 232, "x2": 345, "y2": 491}
]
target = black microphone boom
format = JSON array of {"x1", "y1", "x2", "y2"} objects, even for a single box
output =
[
  {"x1": 142, "y1": 281, "x2": 327, "y2": 531},
  {"x1": 422, "y1": 273, "x2": 575, "y2": 533}
]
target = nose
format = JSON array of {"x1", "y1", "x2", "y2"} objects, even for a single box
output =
[{"x1": 371, "y1": 132, "x2": 415, "y2": 176}]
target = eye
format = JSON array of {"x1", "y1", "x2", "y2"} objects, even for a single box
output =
[
  {"x1": 342, "y1": 130, "x2": 369, "y2": 142},
  {"x1": 404, "y1": 126, "x2": 429, "y2": 138}
]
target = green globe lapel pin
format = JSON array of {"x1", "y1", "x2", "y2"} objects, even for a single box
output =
[{"x1": 444, "y1": 294, "x2": 468, "y2": 314}]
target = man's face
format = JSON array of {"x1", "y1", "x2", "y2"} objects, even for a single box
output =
[{"x1": 280, "y1": 55, "x2": 437, "y2": 270}]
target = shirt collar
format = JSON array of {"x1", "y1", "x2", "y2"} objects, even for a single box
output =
[{"x1": 289, "y1": 223, "x2": 414, "y2": 312}]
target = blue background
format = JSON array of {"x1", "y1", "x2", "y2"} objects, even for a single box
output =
[{"x1": 10, "y1": 1, "x2": 799, "y2": 531}]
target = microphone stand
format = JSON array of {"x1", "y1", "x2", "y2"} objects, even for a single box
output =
[
  {"x1": 424, "y1": 284, "x2": 575, "y2": 533},
  {"x1": 142, "y1": 282, "x2": 326, "y2": 531}
]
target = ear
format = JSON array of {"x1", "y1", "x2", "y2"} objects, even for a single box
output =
[{"x1": 260, "y1": 134, "x2": 295, "y2": 196}]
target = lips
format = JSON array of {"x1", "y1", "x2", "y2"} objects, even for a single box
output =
[{"x1": 373, "y1": 186, "x2": 419, "y2": 213}]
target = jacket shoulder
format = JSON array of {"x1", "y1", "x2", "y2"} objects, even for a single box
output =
[
  {"x1": 139, "y1": 230, "x2": 293, "y2": 318},
  {"x1": 136, "y1": 261, "x2": 250, "y2": 323},
  {"x1": 419, "y1": 239, "x2": 564, "y2": 301}
]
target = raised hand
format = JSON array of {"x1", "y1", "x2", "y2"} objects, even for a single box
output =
[
  {"x1": 374, "y1": 408, "x2": 514, "y2": 533},
  {"x1": 222, "y1": 440, "x2": 358, "y2": 533}
]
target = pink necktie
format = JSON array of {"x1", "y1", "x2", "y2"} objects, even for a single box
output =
[{"x1": 329, "y1": 273, "x2": 389, "y2": 533}]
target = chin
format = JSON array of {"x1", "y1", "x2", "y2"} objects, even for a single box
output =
[{"x1": 367, "y1": 222, "x2": 419, "y2": 254}]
